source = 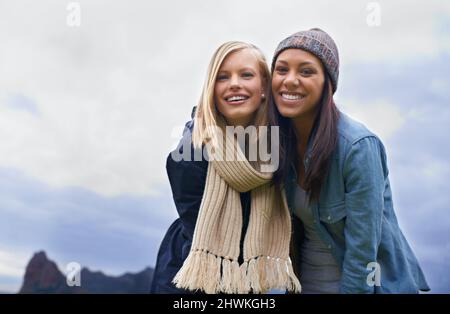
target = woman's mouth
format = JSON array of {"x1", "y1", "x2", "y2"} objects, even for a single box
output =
[
  {"x1": 280, "y1": 92, "x2": 305, "y2": 101},
  {"x1": 225, "y1": 95, "x2": 250, "y2": 105}
]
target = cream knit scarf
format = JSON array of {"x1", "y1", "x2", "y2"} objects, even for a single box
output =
[{"x1": 172, "y1": 127, "x2": 301, "y2": 294}]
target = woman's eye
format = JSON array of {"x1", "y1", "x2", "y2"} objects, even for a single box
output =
[
  {"x1": 242, "y1": 72, "x2": 254, "y2": 78},
  {"x1": 301, "y1": 68, "x2": 314, "y2": 76},
  {"x1": 217, "y1": 75, "x2": 228, "y2": 81},
  {"x1": 275, "y1": 66, "x2": 288, "y2": 73}
]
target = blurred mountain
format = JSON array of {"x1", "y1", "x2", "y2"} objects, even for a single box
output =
[{"x1": 18, "y1": 251, "x2": 154, "y2": 294}]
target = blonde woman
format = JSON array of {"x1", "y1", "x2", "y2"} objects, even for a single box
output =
[{"x1": 150, "y1": 41, "x2": 301, "y2": 294}]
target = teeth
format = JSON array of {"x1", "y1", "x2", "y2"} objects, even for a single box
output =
[
  {"x1": 282, "y1": 93, "x2": 303, "y2": 100},
  {"x1": 227, "y1": 95, "x2": 247, "y2": 102}
]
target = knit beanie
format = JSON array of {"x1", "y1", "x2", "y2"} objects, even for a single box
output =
[{"x1": 271, "y1": 28, "x2": 340, "y2": 93}]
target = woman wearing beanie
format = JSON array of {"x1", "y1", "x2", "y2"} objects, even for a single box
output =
[
  {"x1": 150, "y1": 41, "x2": 301, "y2": 294},
  {"x1": 269, "y1": 28, "x2": 430, "y2": 293}
]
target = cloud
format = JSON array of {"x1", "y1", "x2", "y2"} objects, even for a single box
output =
[
  {"x1": 339, "y1": 100, "x2": 406, "y2": 141},
  {"x1": 4, "y1": 93, "x2": 40, "y2": 116},
  {"x1": 1, "y1": 0, "x2": 450, "y2": 293},
  {"x1": 0, "y1": 249, "x2": 29, "y2": 278},
  {"x1": 0, "y1": 167, "x2": 176, "y2": 286},
  {"x1": 338, "y1": 51, "x2": 450, "y2": 293},
  {"x1": 1, "y1": 0, "x2": 450, "y2": 197},
  {"x1": 0, "y1": 247, "x2": 31, "y2": 293}
]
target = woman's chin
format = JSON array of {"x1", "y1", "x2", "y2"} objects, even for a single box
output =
[
  {"x1": 277, "y1": 106, "x2": 302, "y2": 119},
  {"x1": 222, "y1": 109, "x2": 258, "y2": 126},
  {"x1": 222, "y1": 114, "x2": 252, "y2": 127}
]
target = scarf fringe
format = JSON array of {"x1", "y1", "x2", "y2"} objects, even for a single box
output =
[{"x1": 173, "y1": 250, "x2": 302, "y2": 294}]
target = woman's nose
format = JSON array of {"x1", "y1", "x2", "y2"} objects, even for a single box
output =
[
  {"x1": 284, "y1": 72, "x2": 300, "y2": 89},
  {"x1": 230, "y1": 74, "x2": 241, "y2": 89}
]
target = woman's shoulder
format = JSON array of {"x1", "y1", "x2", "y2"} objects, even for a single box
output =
[
  {"x1": 336, "y1": 111, "x2": 383, "y2": 146},
  {"x1": 333, "y1": 111, "x2": 388, "y2": 166},
  {"x1": 166, "y1": 118, "x2": 208, "y2": 173},
  {"x1": 171, "y1": 106, "x2": 198, "y2": 154}
]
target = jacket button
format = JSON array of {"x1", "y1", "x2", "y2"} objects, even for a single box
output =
[
  {"x1": 327, "y1": 244, "x2": 332, "y2": 249},
  {"x1": 327, "y1": 215, "x2": 331, "y2": 221}
]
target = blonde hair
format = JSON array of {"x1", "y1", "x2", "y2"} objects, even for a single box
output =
[{"x1": 192, "y1": 41, "x2": 270, "y2": 149}]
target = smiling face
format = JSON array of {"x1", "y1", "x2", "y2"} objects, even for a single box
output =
[
  {"x1": 272, "y1": 49, "x2": 325, "y2": 121},
  {"x1": 214, "y1": 48, "x2": 265, "y2": 127}
]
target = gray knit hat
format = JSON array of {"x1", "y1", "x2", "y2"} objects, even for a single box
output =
[{"x1": 271, "y1": 28, "x2": 340, "y2": 93}]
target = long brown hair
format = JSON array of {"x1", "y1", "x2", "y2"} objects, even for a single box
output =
[{"x1": 268, "y1": 73, "x2": 339, "y2": 201}]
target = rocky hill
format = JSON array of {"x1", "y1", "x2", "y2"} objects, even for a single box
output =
[{"x1": 18, "y1": 251, "x2": 154, "y2": 294}]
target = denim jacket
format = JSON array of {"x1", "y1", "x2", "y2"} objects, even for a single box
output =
[{"x1": 285, "y1": 112, "x2": 430, "y2": 293}]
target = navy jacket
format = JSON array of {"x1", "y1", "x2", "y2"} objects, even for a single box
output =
[{"x1": 150, "y1": 119, "x2": 251, "y2": 293}]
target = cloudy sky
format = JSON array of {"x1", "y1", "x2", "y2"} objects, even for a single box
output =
[{"x1": 0, "y1": 0, "x2": 449, "y2": 293}]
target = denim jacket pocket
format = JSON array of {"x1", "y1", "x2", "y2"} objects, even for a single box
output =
[{"x1": 319, "y1": 201, "x2": 346, "y2": 224}]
